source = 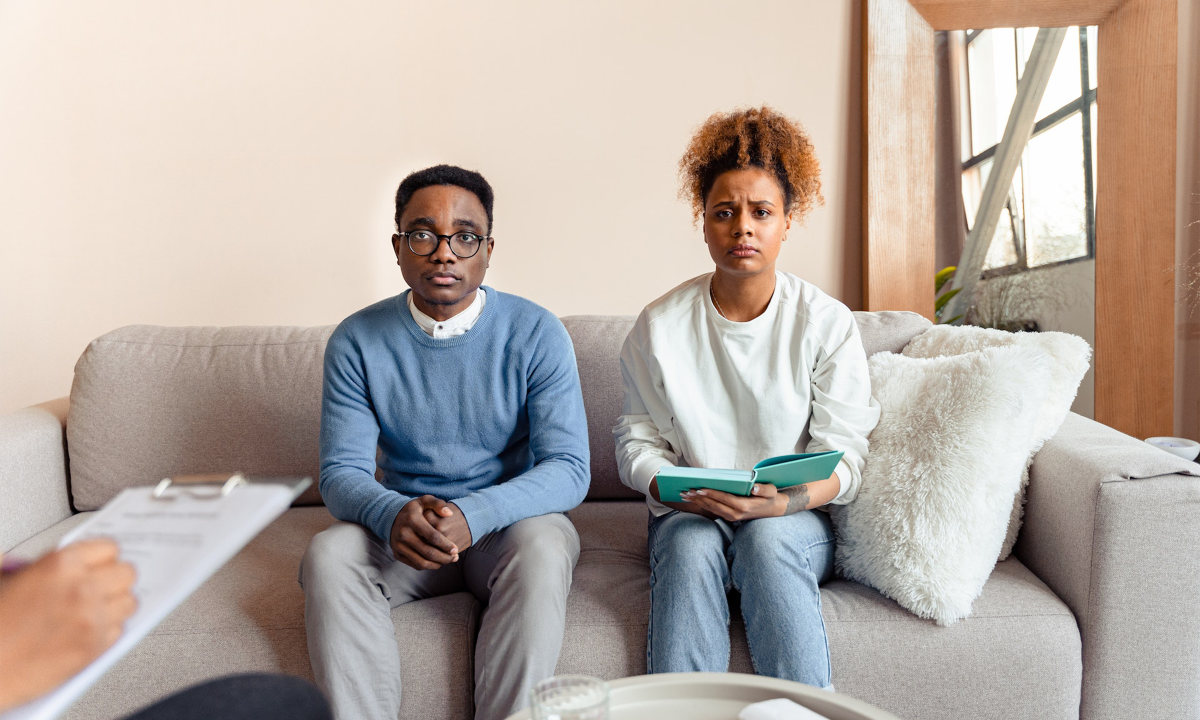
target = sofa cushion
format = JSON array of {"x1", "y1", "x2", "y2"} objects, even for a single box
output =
[
  {"x1": 560, "y1": 316, "x2": 641, "y2": 500},
  {"x1": 13, "y1": 500, "x2": 1078, "y2": 720},
  {"x1": 851, "y1": 310, "x2": 932, "y2": 356},
  {"x1": 66, "y1": 313, "x2": 933, "y2": 510},
  {"x1": 67, "y1": 325, "x2": 333, "y2": 510},
  {"x1": 558, "y1": 502, "x2": 1081, "y2": 720}
]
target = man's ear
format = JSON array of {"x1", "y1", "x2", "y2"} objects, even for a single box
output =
[
  {"x1": 485, "y1": 238, "x2": 495, "y2": 268},
  {"x1": 392, "y1": 234, "x2": 403, "y2": 262}
]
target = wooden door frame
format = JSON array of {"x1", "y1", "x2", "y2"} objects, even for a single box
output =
[{"x1": 863, "y1": 0, "x2": 1178, "y2": 439}]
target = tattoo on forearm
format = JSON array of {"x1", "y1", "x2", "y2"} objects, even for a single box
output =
[{"x1": 782, "y1": 485, "x2": 811, "y2": 515}]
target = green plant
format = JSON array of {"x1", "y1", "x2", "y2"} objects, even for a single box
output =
[{"x1": 935, "y1": 266, "x2": 963, "y2": 324}]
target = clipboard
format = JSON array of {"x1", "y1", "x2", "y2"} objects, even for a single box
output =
[{"x1": 1, "y1": 473, "x2": 310, "y2": 720}]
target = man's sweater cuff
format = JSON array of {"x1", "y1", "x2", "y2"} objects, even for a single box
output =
[
  {"x1": 632, "y1": 457, "x2": 676, "y2": 497},
  {"x1": 451, "y1": 493, "x2": 500, "y2": 545},
  {"x1": 369, "y1": 492, "x2": 414, "y2": 543}
]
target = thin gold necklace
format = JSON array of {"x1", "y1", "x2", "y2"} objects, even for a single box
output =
[{"x1": 710, "y1": 280, "x2": 727, "y2": 319}]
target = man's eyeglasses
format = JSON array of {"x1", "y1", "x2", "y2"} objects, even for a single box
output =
[{"x1": 397, "y1": 230, "x2": 490, "y2": 259}]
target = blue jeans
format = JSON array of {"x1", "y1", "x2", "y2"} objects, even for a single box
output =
[{"x1": 646, "y1": 509, "x2": 835, "y2": 688}]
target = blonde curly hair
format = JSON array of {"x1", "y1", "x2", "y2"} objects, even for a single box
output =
[{"x1": 678, "y1": 106, "x2": 823, "y2": 221}]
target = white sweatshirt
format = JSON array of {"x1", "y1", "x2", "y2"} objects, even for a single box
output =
[{"x1": 613, "y1": 272, "x2": 880, "y2": 516}]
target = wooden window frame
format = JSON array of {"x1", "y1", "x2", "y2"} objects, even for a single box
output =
[{"x1": 863, "y1": 0, "x2": 1177, "y2": 438}]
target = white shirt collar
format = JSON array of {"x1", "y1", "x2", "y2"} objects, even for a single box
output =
[{"x1": 408, "y1": 288, "x2": 487, "y2": 339}]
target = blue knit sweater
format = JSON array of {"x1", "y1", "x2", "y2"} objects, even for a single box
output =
[{"x1": 319, "y1": 288, "x2": 590, "y2": 543}]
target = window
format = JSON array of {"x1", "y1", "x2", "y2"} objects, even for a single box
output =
[{"x1": 959, "y1": 26, "x2": 1097, "y2": 276}]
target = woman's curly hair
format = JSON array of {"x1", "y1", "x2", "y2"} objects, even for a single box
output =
[{"x1": 679, "y1": 106, "x2": 823, "y2": 222}]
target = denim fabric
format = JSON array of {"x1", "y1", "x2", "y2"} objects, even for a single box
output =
[{"x1": 646, "y1": 509, "x2": 835, "y2": 688}]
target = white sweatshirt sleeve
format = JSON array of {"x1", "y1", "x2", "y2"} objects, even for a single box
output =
[
  {"x1": 806, "y1": 308, "x2": 881, "y2": 504},
  {"x1": 612, "y1": 321, "x2": 679, "y2": 496}
]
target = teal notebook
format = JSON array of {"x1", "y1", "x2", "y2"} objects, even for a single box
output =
[{"x1": 654, "y1": 451, "x2": 844, "y2": 503}]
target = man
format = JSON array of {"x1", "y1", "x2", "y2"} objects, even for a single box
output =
[{"x1": 300, "y1": 165, "x2": 589, "y2": 720}]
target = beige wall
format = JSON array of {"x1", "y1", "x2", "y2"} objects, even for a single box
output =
[
  {"x1": 3, "y1": 0, "x2": 1194, "y2": 429},
  {"x1": 0, "y1": 1, "x2": 862, "y2": 413}
]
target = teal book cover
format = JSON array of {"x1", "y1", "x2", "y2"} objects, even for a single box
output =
[{"x1": 654, "y1": 451, "x2": 844, "y2": 503}]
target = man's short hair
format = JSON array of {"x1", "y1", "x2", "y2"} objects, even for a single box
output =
[{"x1": 394, "y1": 165, "x2": 495, "y2": 234}]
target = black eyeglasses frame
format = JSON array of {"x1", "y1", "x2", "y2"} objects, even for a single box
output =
[{"x1": 396, "y1": 230, "x2": 491, "y2": 259}]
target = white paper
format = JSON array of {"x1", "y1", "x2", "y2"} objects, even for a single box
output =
[
  {"x1": 738, "y1": 698, "x2": 831, "y2": 720},
  {"x1": 1, "y1": 483, "x2": 297, "y2": 720}
]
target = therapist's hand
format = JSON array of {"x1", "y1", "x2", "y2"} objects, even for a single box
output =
[{"x1": 0, "y1": 539, "x2": 137, "y2": 713}]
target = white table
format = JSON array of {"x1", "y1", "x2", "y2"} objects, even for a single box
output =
[{"x1": 505, "y1": 672, "x2": 902, "y2": 720}]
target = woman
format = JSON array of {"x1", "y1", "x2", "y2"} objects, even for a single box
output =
[{"x1": 613, "y1": 107, "x2": 879, "y2": 689}]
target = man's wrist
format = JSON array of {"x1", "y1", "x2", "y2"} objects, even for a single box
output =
[{"x1": 448, "y1": 502, "x2": 473, "y2": 546}]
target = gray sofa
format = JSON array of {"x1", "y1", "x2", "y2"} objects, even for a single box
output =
[{"x1": 3, "y1": 312, "x2": 1199, "y2": 720}]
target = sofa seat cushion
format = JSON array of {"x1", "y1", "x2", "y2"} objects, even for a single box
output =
[
  {"x1": 10, "y1": 507, "x2": 478, "y2": 720},
  {"x1": 12, "y1": 499, "x2": 1080, "y2": 720},
  {"x1": 558, "y1": 502, "x2": 1081, "y2": 720}
]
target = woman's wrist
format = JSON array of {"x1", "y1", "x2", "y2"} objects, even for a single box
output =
[{"x1": 773, "y1": 491, "x2": 790, "y2": 517}]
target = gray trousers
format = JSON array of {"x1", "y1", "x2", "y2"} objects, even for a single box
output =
[{"x1": 298, "y1": 513, "x2": 579, "y2": 720}]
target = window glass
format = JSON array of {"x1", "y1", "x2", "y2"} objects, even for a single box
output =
[
  {"x1": 1034, "y1": 26, "x2": 1082, "y2": 120},
  {"x1": 1087, "y1": 26, "x2": 1098, "y2": 90},
  {"x1": 1090, "y1": 100, "x2": 1098, "y2": 204},
  {"x1": 1023, "y1": 113, "x2": 1089, "y2": 267},
  {"x1": 983, "y1": 205, "x2": 1018, "y2": 270},
  {"x1": 967, "y1": 30, "x2": 1017, "y2": 156},
  {"x1": 957, "y1": 25, "x2": 1097, "y2": 275},
  {"x1": 962, "y1": 159, "x2": 990, "y2": 229},
  {"x1": 1009, "y1": 163, "x2": 1025, "y2": 231}
]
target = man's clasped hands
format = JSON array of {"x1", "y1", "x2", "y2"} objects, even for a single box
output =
[{"x1": 388, "y1": 496, "x2": 474, "y2": 571}]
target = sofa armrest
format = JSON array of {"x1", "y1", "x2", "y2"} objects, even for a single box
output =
[
  {"x1": 0, "y1": 397, "x2": 72, "y2": 552},
  {"x1": 1015, "y1": 412, "x2": 1200, "y2": 720}
]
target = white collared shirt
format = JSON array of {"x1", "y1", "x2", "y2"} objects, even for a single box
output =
[
  {"x1": 613, "y1": 272, "x2": 880, "y2": 515},
  {"x1": 407, "y1": 288, "x2": 487, "y2": 338}
]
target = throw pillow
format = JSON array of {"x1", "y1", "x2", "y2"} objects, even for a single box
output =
[
  {"x1": 901, "y1": 325, "x2": 1091, "y2": 559},
  {"x1": 832, "y1": 345, "x2": 1051, "y2": 626}
]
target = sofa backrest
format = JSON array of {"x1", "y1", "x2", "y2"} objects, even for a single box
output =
[
  {"x1": 65, "y1": 311, "x2": 931, "y2": 510},
  {"x1": 67, "y1": 325, "x2": 334, "y2": 510}
]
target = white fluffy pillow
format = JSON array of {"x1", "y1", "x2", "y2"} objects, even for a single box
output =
[
  {"x1": 902, "y1": 326, "x2": 1091, "y2": 558},
  {"x1": 833, "y1": 345, "x2": 1051, "y2": 626}
]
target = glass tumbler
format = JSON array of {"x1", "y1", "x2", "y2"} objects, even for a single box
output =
[{"x1": 529, "y1": 675, "x2": 610, "y2": 720}]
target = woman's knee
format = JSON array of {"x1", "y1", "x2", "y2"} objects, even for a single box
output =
[
  {"x1": 729, "y1": 511, "x2": 835, "y2": 585},
  {"x1": 651, "y1": 514, "x2": 726, "y2": 577},
  {"x1": 732, "y1": 514, "x2": 832, "y2": 571}
]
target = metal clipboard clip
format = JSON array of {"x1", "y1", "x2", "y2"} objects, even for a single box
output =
[{"x1": 151, "y1": 472, "x2": 248, "y2": 500}]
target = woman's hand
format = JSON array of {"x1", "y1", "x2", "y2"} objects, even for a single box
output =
[
  {"x1": 680, "y1": 483, "x2": 787, "y2": 522},
  {"x1": 648, "y1": 477, "x2": 718, "y2": 520}
]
